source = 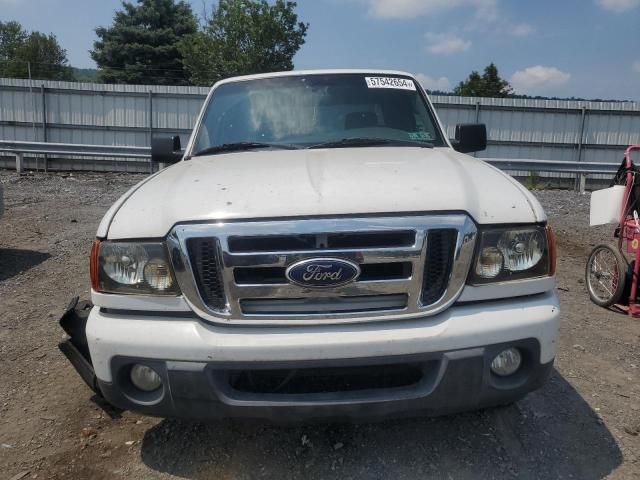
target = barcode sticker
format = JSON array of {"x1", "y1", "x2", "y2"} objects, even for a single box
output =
[{"x1": 365, "y1": 77, "x2": 416, "y2": 91}]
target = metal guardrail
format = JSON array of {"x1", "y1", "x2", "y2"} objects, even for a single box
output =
[
  {"x1": 487, "y1": 158, "x2": 619, "y2": 192},
  {"x1": 0, "y1": 140, "x2": 619, "y2": 190},
  {"x1": 0, "y1": 140, "x2": 150, "y2": 158},
  {"x1": 487, "y1": 158, "x2": 618, "y2": 175},
  {"x1": 0, "y1": 140, "x2": 151, "y2": 173}
]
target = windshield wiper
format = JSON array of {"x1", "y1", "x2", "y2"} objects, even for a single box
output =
[
  {"x1": 307, "y1": 137, "x2": 434, "y2": 149},
  {"x1": 191, "y1": 142, "x2": 300, "y2": 157}
]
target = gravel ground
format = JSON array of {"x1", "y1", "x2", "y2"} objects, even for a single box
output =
[{"x1": 0, "y1": 171, "x2": 639, "y2": 480}]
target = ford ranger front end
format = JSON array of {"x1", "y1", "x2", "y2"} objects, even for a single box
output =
[{"x1": 59, "y1": 70, "x2": 559, "y2": 421}]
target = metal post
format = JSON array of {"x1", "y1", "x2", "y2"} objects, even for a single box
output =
[
  {"x1": 41, "y1": 84, "x2": 48, "y2": 172},
  {"x1": 16, "y1": 152, "x2": 24, "y2": 173},
  {"x1": 28, "y1": 61, "x2": 38, "y2": 171},
  {"x1": 574, "y1": 106, "x2": 587, "y2": 192},
  {"x1": 473, "y1": 101, "x2": 481, "y2": 157},
  {"x1": 579, "y1": 174, "x2": 587, "y2": 194},
  {"x1": 148, "y1": 90, "x2": 154, "y2": 174}
]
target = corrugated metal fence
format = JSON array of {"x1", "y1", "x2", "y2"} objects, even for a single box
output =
[{"x1": 1, "y1": 77, "x2": 639, "y2": 174}]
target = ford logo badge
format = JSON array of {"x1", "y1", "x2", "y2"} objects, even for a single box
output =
[{"x1": 286, "y1": 258, "x2": 360, "y2": 288}]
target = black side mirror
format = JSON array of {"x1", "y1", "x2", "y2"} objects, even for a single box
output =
[
  {"x1": 151, "y1": 136, "x2": 183, "y2": 164},
  {"x1": 451, "y1": 124, "x2": 487, "y2": 153}
]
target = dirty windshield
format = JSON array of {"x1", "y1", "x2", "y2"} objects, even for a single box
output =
[{"x1": 191, "y1": 74, "x2": 446, "y2": 154}]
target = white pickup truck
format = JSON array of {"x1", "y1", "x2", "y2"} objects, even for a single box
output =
[{"x1": 59, "y1": 70, "x2": 559, "y2": 421}]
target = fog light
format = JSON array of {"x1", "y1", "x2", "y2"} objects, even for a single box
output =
[
  {"x1": 490, "y1": 348, "x2": 522, "y2": 376},
  {"x1": 129, "y1": 364, "x2": 162, "y2": 392}
]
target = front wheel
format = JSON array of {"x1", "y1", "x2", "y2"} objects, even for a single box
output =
[{"x1": 585, "y1": 244, "x2": 627, "y2": 307}]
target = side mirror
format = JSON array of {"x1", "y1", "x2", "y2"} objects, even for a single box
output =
[
  {"x1": 151, "y1": 136, "x2": 183, "y2": 164},
  {"x1": 451, "y1": 124, "x2": 487, "y2": 153}
]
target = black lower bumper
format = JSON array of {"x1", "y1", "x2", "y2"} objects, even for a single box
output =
[
  {"x1": 96, "y1": 338, "x2": 553, "y2": 422},
  {"x1": 58, "y1": 297, "x2": 100, "y2": 394}
]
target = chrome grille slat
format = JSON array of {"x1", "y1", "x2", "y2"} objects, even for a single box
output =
[
  {"x1": 233, "y1": 261, "x2": 412, "y2": 285},
  {"x1": 222, "y1": 248, "x2": 423, "y2": 268},
  {"x1": 240, "y1": 294, "x2": 409, "y2": 316},
  {"x1": 167, "y1": 215, "x2": 477, "y2": 325},
  {"x1": 228, "y1": 279, "x2": 414, "y2": 299},
  {"x1": 228, "y1": 230, "x2": 416, "y2": 253}
]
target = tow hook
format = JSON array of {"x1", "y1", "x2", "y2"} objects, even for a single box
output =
[{"x1": 58, "y1": 296, "x2": 101, "y2": 395}]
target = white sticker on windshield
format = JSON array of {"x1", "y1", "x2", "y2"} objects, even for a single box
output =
[{"x1": 365, "y1": 77, "x2": 416, "y2": 91}]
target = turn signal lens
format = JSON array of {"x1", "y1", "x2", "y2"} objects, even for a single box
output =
[
  {"x1": 90, "y1": 240, "x2": 100, "y2": 290},
  {"x1": 475, "y1": 247, "x2": 503, "y2": 278},
  {"x1": 143, "y1": 258, "x2": 174, "y2": 291},
  {"x1": 546, "y1": 225, "x2": 556, "y2": 276}
]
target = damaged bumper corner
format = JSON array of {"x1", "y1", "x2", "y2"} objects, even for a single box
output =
[{"x1": 58, "y1": 297, "x2": 101, "y2": 395}]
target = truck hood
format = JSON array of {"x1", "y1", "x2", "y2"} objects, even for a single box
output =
[{"x1": 102, "y1": 147, "x2": 545, "y2": 239}]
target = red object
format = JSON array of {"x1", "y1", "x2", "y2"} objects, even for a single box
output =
[
  {"x1": 622, "y1": 218, "x2": 640, "y2": 253},
  {"x1": 616, "y1": 145, "x2": 640, "y2": 315}
]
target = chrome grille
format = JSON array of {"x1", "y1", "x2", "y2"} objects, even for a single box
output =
[
  {"x1": 422, "y1": 229, "x2": 458, "y2": 305},
  {"x1": 186, "y1": 238, "x2": 226, "y2": 310},
  {"x1": 168, "y1": 215, "x2": 477, "y2": 326}
]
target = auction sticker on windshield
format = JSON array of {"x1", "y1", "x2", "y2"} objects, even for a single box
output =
[{"x1": 365, "y1": 77, "x2": 416, "y2": 91}]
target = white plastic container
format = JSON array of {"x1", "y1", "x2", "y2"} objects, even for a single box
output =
[{"x1": 590, "y1": 185, "x2": 625, "y2": 226}]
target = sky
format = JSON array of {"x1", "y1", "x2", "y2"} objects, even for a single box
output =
[{"x1": 1, "y1": 0, "x2": 639, "y2": 100}]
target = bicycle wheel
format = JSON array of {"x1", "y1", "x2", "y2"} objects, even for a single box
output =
[{"x1": 585, "y1": 244, "x2": 627, "y2": 307}]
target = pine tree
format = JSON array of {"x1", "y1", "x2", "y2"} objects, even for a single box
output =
[
  {"x1": 480, "y1": 63, "x2": 512, "y2": 97},
  {"x1": 91, "y1": 0, "x2": 198, "y2": 85}
]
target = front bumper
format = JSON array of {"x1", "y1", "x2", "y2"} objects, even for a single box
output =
[
  {"x1": 97, "y1": 340, "x2": 553, "y2": 422},
  {"x1": 62, "y1": 291, "x2": 560, "y2": 421}
]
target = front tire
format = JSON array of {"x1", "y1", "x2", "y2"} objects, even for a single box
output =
[{"x1": 585, "y1": 243, "x2": 627, "y2": 307}]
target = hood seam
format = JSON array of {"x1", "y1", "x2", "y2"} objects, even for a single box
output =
[
  {"x1": 103, "y1": 166, "x2": 172, "y2": 238},
  {"x1": 481, "y1": 161, "x2": 541, "y2": 223}
]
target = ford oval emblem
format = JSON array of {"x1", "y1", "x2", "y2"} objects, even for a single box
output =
[{"x1": 286, "y1": 258, "x2": 360, "y2": 288}]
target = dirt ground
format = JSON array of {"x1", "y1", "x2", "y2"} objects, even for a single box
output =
[{"x1": 0, "y1": 170, "x2": 639, "y2": 480}]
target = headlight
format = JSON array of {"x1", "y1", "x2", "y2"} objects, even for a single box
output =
[
  {"x1": 102, "y1": 243, "x2": 149, "y2": 285},
  {"x1": 91, "y1": 241, "x2": 180, "y2": 295},
  {"x1": 470, "y1": 225, "x2": 554, "y2": 284}
]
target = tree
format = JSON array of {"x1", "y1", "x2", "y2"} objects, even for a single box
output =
[
  {"x1": 179, "y1": 0, "x2": 309, "y2": 85},
  {"x1": 453, "y1": 63, "x2": 512, "y2": 97},
  {"x1": 0, "y1": 21, "x2": 27, "y2": 64},
  {"x1": 73, "y1": 68, "x2": 100, "y2": 83},
  {"x1": 91, "y1": 0, "x2": 198, "y2": 85},
  {"x1": 453, "y1": 71, "x2": 483, "y2": 97},
  {"x1": 12, "y1": 33, "x2": 75, "y2": 80},
  {"x1": 479, "y1": 63, "x2": 512, "y2": 97},
  {"x1": 0, "y1": 22, "x2": 74, "y2": 81}
]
